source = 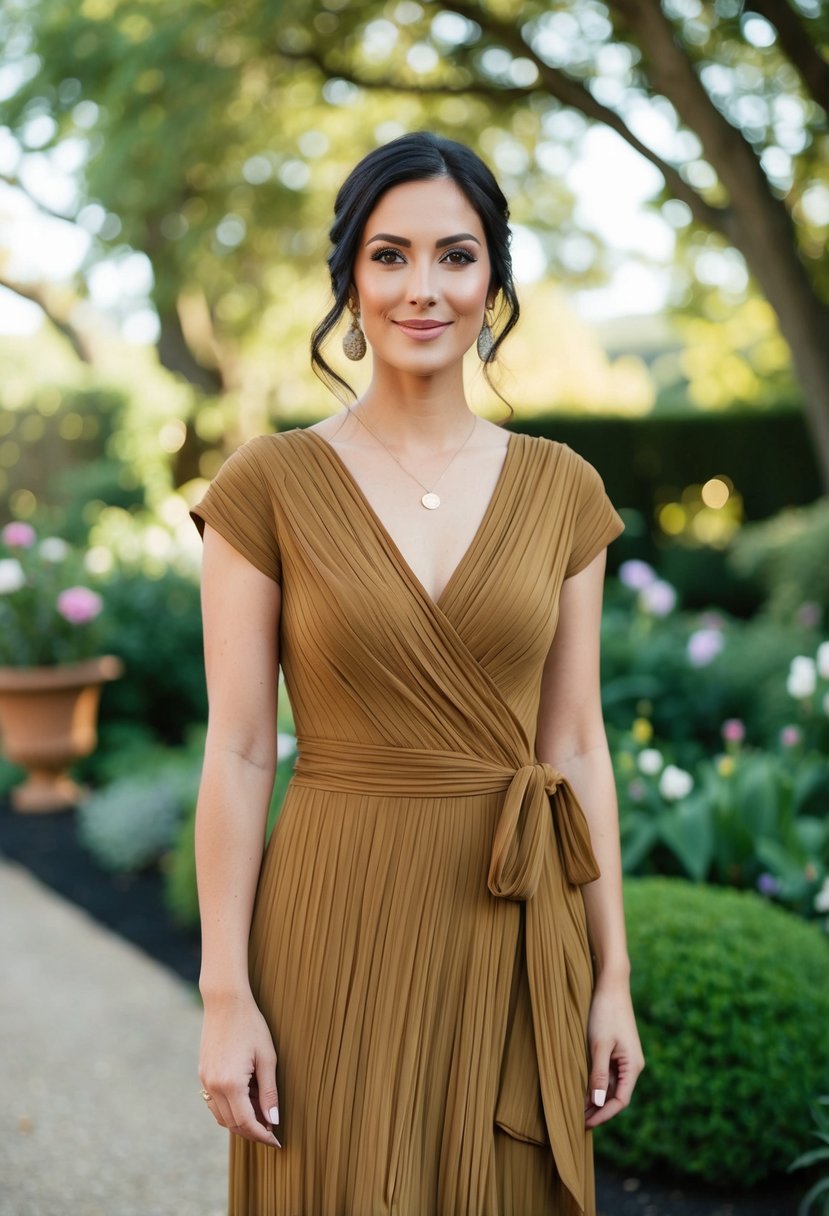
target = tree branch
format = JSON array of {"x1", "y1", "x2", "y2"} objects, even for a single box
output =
[
  {"x1": 0, "y1": 271, "x2": 96, "y2": 363},
  {"x1": 745, "y1": 0, "x2": 829, "y2": 114}
]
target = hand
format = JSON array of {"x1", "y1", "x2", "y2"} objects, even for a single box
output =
[
  {"x1": 199, "y1": 991, "x2": 282, "y2": 1148},
  {"x1": 584, "y1": 974, "x2": 645, "y2": 1129}
]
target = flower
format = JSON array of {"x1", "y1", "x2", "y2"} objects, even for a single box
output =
[
  {"x1": 659, "y1": 764, "x2": 694, "y2": 801},
  {"x1": 0, "y1": 558, "x2": 26, "y2": 595},
  {"x1": 627, "y1": 778, "x2": 647, "y2": 803},
  {"x1": 717, "y1": 755, "x2": 735, "y2": 777},
  {"x1": 786, "y1": 655, "x2": 817, "y2": 699},
  {"x1": 618, "y1": 559, "x2": 657, "y2": 590},
  {"x1": 40, "y1": 537, "x2": 69, "y2": 563},
  {"x1": 637, "y1": 747, "x2": 663, "y2": 776},
  {"x1": 780, "y1": 724, "x2": 802, "y2": 748},
  {"x1": 0, "y1": 530, "x2": 109, "y2": 667},
  {"x1": 757, "y1": 873, "x2": 781, "y2": 897},
  {"x1": 817, "y1": 641, "x2": 829, "y2": 681},
  {"x1": 814, "y1": 878, "x2": 829, "y2": 915},
  {"x1": 57, "y1": 586, "x2": 103, "y2": 625},
  {"x1": 631, "y1": 717, "x2": 653, "y2": 744},
  {"x1": 687, "y1": 628, "x2": 724, "y2": 667},
  {"x1": 639, "y1": 579, "x2": 677, "y2": 617},
  {"x1": 823, "y1": 691, "x2": 829, "y2": 718},
  {"x1": 796, "y1": 601, "x2": 821, "y2": 629},
  {"x1": 721, "y1": 718, "x2": 745, "y2": 744},
  {"x1": 1, "y1": 521, "x2": 37, "y2": 549}
]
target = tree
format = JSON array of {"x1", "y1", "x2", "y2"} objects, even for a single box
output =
[{"x1": 2, "y1": 1, "x2": 828, "y2": 483}]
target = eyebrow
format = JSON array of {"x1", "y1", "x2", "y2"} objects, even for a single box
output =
[{"x1": 365, "y1": 232, "x2": 481, "y2": 248}]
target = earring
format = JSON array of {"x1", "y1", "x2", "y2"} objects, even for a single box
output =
[
  {"x1": 477, "y1": 316, "x2": 494, "y2": 361},
  {"x1": 343, "y1": 304, "x2": 366, "y2": 361}
]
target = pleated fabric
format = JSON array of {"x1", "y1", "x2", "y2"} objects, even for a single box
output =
[{"x1": 190, "y1": 426, "x2": 625, "y2": 1216}]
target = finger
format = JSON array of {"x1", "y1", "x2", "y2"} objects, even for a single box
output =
[
  {"x1": 586, "y1": 1039, "x2": 612, "y2": 1113},
  {"x1": 254, "y1": 1055, "x2": 280, "y2": 1136},
  {"x1": 585, "y1": 1094, "x2": 626, "y2": 1128},
  {"x1": 227, "y1": 1085, "x2": 281, "y2": 1148}
]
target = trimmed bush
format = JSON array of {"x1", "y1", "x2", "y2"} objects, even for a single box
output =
[{"x1": 595, "y1": 877, "x2": 829, "y2": 1186}]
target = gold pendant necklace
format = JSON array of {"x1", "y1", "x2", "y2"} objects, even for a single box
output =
[{"x1": 347, "y1": 405, "x2": 478, "y2": 510}]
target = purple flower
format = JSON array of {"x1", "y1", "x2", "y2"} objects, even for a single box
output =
[
  {"x1": 796, "y1": 601, "x2": 821, "y2": 629},
  {"x1": 2, "y1": 521, "x2": 37, "y2": 549},
  {"x1": 618, "y1": 560, "x2": 657, "y2": 591},
  {"x1": 56, "y1": 586, "x2": 103, "y2": 625},
  {"x1": 687, "y1": 628, "x2": 725, "y2": 667},
  {"x1": 757, "y1": 873, "x2": 780, "y2": 897},
  {"x1": 721, "y1": 718, "x2": 745, "y2": 744},
  {"x1": 639, "y1": 579, "x2": 678, "y2": 618},
  {"x1": 780, "y1": 724, "x2": 802, "y2": 748},
  {"x1": 627, "y1": 779, "x2": 647, "y2": 803}
]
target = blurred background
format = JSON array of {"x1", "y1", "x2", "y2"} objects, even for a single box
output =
[{"x1": 1, "y1": 1, "x2": 829, "y2": 1212}]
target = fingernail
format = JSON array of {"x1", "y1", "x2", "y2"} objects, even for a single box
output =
[
  {"x1": 274, "y1": 1136, "x2": 281, "y2": 1148},
  {"x1": 592, "y1": 1088, "x2": 606, "y2": 1107},
  {"x1": 269, "y1": 1105, "x2": 279, "y2": 1125}
]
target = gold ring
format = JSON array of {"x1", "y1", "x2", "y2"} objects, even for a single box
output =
[{"x1": 201, "y1": 1088, "x2": 212, "y2": 1102}]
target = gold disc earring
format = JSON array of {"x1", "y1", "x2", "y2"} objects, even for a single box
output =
[{"x1": 343, "y1": 303, "x2": 367, "y2": 361}]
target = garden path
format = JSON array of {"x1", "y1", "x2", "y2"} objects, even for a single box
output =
[{"x1": 0, "y1": 858, "x2": 226, "y2": 1216}]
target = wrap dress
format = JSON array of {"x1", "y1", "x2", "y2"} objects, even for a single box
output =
[{"x1": 190, "y1": 424, "x2": 625, "y2": 1216}]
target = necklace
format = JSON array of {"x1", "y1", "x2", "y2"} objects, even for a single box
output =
[{"x1": 346, "y1": 405, "x2": 478, "y2": 510}]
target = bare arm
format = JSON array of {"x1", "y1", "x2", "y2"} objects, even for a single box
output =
[
  {"x1": 195, "y1": 523, "x2": 283, "y2": 1147},
  {"x1": 536, "y1": 548, "x2": 645, "y2": 1127}
]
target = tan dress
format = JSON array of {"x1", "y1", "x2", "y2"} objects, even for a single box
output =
[{"x1": 191, "y1": 425, "x2": 625, "y2": 1216}]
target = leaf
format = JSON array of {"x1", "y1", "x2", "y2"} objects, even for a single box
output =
[{"x1": 657, "y1": 796, "x2": 713, "y2": 882}]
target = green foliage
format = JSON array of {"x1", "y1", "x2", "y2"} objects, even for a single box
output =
[
  {"x1": 95, "y1": 565, "x2": 206, "y2": 748},
  {"x1": 728, "y1": 498, "x2": 829, "y2": 624},
  {"x1": 789, "y1": 1096, "x2": 829, "y2": 1216},
  {"x1": 596, "y1": 878, "x2": 829, "y2": 1186}
]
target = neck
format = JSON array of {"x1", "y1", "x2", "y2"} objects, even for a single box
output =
[{"x1": 354, "y1": 363, "x2": 474, "y2": 451}]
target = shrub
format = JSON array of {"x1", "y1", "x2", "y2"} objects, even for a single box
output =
[
  {"x1": 595, "y1": 877, "x2": 829, "y2": 1186},
  {"x1": 77, "y1": 749, "x2": 202, "y2": 872}
]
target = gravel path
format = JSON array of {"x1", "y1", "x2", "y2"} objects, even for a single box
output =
[{"x1": 0, "y1": 859, "x2": 226, "y2": 1216}]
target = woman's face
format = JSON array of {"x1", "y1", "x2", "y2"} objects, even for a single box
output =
[{"x1": 350, "y1": 176, "x2": 494, "y2": 377}]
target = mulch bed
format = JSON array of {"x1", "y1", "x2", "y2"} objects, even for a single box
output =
[{"x1": 0, "y1": 795, "x2": 813, "y2": 1215}]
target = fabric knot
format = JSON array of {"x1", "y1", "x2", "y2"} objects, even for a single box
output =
[{"x1": 487, "y1": 762, "x2": 601, "y2": 901}]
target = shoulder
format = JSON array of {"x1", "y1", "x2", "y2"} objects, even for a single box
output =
[{"x1": 514, "y1": 432, "x2": 590, "y2": 482}]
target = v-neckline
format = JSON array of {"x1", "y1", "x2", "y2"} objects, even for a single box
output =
[{"x1": 302, "y1": 426, "x2": 519, "y2": 613}]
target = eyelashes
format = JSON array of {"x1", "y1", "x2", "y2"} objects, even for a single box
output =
[{"x1": 370, "y1": 247, "x2": 477, "y2": 266}]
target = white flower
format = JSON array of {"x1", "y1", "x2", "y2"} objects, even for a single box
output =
[
  {"x1": 277, "y1": 733, "x2": 297, "y2": 761},
  {"x1": 0, "y1": 558, "x2": 25, "y2": 594},
  {"x1": 814, "y1": 878, "x2": 829, "y2": 915},
  {"x1": 637, "y1": 748, "x2": 664, "y2": 776},
  {"x1": 659, "y1": 764, "x2": 694, "y2": 801},
  {"x1": 823, "y1": 691, "x2": 829, "y2": 718},
  {"x1": 39, "y1": 537, "x2": 69, "y2": 562},
  {"x1": 787, "y1": 655, "x2": 817, "y2": 700},
  {"x1": 639, "y1": 579, "x2": 678, "y2": 617},
  {"x1": 817, "y1": 641, "x2": 829, "y2": 681}
]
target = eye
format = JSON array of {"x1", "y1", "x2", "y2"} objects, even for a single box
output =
[
  {"x1": 441, "y1": 247, "x2": 477, "y2": 265},
  {"x1": 371, "y1": 247, "x2": 406, "y2": 265}
]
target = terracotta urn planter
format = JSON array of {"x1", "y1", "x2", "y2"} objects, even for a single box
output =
[{"x1": 0, "y1": 655, "x2": 124, "y2": 813}]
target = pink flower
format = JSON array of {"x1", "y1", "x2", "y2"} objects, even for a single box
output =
[
  {"x1": 56, "y1": 586, "x2": 103, "y2": 625},
  {"x1": 639, "y1": 579, "x2": 678, "y2": 617},
  {"x1": 2, "y1": 521, "x2": 37, "y2": 549},
  {"x1": 780, "y1": 725, "x2": 802, "y2": 748},
  {"x1": 722, "y1": 718, "x2": 745, "y2": 744}
]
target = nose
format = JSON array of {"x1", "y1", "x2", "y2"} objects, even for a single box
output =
[{"x1": 407, "y1": 257, "x2": 438, "y2": 308}]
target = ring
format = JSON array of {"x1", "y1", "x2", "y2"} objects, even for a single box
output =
[{"x1": 201, "y1": 1088, "x2": 212, "y2": 1102}]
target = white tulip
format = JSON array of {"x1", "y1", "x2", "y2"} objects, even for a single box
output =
[
  {"x1": 817, "y1": 641, "x2": 829, "y2": 681},
  {"x1": 0, "y1": 558, "x2": 25, "y2": 594},
  {"x1": 637, "y1": 748, "x2": 664, "y2": 776},
  {"x1": 277, "y1": 732, "x2": 297, "y2": 760},
  {"x1": 815, "y1": 878, "x2": 829, "y2": 915},
  {"x1": 659, "y1": 764, "x2": 694, "y2": 801},
  {"x1": 823, "y1": 691, "x2": 829, "y2": 718},
  {"x1": 787, "y1": 656, "x2": 817, "y2": 699},
  {"x1": 40, "y1": 537, "x2": 69, "y2": 562}
]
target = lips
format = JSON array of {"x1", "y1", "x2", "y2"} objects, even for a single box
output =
[{"x1": 392, "y1": 319, "x2": 453, "y2": 341}]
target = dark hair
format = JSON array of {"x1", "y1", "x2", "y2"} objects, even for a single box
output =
[{"x1": 311, "y1": 130, "x2": 519, "y2": 415}]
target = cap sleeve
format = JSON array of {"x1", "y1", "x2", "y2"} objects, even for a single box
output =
[
  {"x1": 189, "y1": 438, "x2": 281, "y2": 583},
  {"x1": 565, "y1": 453, "x2": 625, "y2": 579}
]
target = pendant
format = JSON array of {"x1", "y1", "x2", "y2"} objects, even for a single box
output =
[{"x1": 421, "y1": 492, "x2": 441, "y2": 510}]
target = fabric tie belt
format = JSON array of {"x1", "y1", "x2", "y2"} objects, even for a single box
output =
[{"x1": 291, "y1": 737, "x2": 600, "y2": 900}]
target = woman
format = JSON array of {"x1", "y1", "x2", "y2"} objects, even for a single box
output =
[{"x1": 190, "y1": 130, "x2": 644, "y2": 1216}]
